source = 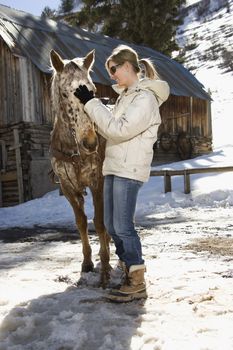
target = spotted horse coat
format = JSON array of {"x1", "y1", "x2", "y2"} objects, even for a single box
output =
[{"x1": 50, "y1": 49, "x2": 111, "y2": 287}]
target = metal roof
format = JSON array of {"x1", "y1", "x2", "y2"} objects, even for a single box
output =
[{"x1": 0, "y1": 4, "x2": 211, "y2": 100}]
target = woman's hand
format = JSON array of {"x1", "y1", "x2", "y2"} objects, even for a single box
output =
[{"x1": 74, "y1": 85, "x2": 94, "y2": 105}]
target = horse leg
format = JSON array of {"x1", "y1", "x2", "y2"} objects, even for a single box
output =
[
  {"x1": 91, "y1": 186, "x2": 111, "y2": 288},
  {"x1": 61, "y1": 183, "x2": 94, "y2": 273}
]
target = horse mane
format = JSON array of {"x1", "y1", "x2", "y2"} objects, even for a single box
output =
[{"x1": 50, "y1": 71, "x2": 60, "y2": 124}]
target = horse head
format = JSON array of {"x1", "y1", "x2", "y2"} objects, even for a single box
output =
[{"x1": 50, "y1": 49, "x2": 98, "y2": 155}]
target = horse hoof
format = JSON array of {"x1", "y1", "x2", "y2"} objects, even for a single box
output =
[
  {"x1": 81, "y1": 262, "x2": 94, "y2": 273},
  {"x1": 99, "y1": 279, "x2": 107, "y2": 289},
  {"x1": 99, "y1": 271, "x2": 111, "y2": 289}
]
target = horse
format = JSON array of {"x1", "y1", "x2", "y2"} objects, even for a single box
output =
[{"x1": 49, "y1": 49, "x2": 111, "y2": 287}]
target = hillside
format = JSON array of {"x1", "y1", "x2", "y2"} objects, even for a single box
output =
[
  {"x1": 174, "y1": 0, "x2": 233, "y2": 147},
  {"x1": 62, "y1": 0, "x2": 233, "y2": 148}
]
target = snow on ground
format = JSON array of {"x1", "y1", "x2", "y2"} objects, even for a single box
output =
[
  {"x1": 0, "y1": 145, "x2": 233, "y2": 350},
  {"x1": 0, "y1": 205, "x2": 232, "y2": 350},
  {"x1": 176, "y1": 0, "x2": 233, "y2": 148},
  {"x1": 0, "y1": 145, "x2": 233, "y2": 230},
  {"x1": 0, "y1": 2, "x2": 233, "y2": 348}
]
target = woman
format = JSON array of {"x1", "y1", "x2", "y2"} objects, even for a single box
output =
[{"x1": 74, "y1": 45, "x2": 170, "y2": 302}]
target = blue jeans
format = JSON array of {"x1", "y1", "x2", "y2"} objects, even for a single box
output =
[{"x1": 104, "y1": 175, "x2": 144, "y2": 269}]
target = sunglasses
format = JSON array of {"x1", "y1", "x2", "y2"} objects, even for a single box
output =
[{"x1": 109, "y1": 64, "x2": 122, "y2": 75}]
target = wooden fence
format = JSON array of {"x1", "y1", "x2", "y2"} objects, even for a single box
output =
[{"x1": 150, "y1": 166, "x2": 233, "y2": 194}]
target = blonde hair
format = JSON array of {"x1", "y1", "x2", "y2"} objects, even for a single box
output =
[{"x1": 105, "y1": 45, "x2": 160, "y2": 79}]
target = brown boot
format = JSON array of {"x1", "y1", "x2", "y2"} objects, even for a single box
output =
[
  {"x1": 111, "y1": 260, "x2": 129, "y2": 289},
  {"x1": 107, "y1": 265, "x2": 147, "y2": 302},
  {"x1": 117, "y1": 259, "x2": 126, "y2": 272}
]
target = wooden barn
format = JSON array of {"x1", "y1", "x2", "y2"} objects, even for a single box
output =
[{"x1": 0, "y1": 4, "x2": 212, "y2": 207}]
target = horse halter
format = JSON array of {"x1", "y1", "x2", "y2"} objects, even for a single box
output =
[{"x1": 70, "y1": 121, "x2": 99, "y2": 161}]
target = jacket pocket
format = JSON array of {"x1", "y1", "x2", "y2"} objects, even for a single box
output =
[{"x1": 124, "y1": 136, "x2": 141, "y2": 164}]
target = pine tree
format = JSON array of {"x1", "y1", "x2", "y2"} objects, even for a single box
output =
[
  {"x1": 76, "y1": 0, "x2": 112, "y2": 32},
  {"x1": 41, "y1": 6, "x2": 57, "y2": 19},
  {"x1": 76, "y1": 0, "x2": 186, "y2": 56},
  {"x1": 59, "y1": 0, "x2": 75, "y2": 14}
]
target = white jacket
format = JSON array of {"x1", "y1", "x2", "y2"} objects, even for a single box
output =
[{"x1": 85, "y1": 78, "x2": 170, "y2": 182}]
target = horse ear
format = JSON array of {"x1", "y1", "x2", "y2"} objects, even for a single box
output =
[
  {"x1": 50, "y1": 49, "x2": 64, "y2": 73},
  {"x1": 83, "y1": 49, "x2": 95, "y2": 71}
]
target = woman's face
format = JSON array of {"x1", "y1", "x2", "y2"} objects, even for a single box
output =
[{"x1": 108, "y1": 60, "x2": 135, "y2": 88}]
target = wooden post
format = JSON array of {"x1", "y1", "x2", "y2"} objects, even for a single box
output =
[
  {"x1": 0, "y1": 180, "x2": 2, "y2": 207},
  {"x1": 172, "y1": 112, "x2": 175, "y2": 134},
  {"x1": 184, "y1": 170, "x2": 191, "y2": 194},
  {"x1": 0, "y1": 140, "x2": 6, "y2": 207},
  {"x1": 13, "y1": 128, "x2": 24, "y2": 203},
  {"x1": 190, "y1": 97, "x2": 193, "y2": 136},
  {"x1": 0, "y1": 140, "x2": 7, "y2": 172},
  {"x1": 164, "y1": 171, "x2": 171, "y2": 193},
  {"x1": 207, "y1": 97, "x2": 212, "y2": 140}
]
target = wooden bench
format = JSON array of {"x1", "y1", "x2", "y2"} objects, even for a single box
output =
[{"x1": 150, "y1": 166, "x2": 233, "y2": 194}]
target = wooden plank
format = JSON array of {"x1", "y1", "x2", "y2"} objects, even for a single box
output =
[
  {"x1": 0, "y1": 140, "x2": 7, "y2": 171},
  {"x1": 190, "y1": 97, "x2": 193, "y2": 136},
  {"x1": 0, "y1": 180, "x2": 2, "y2": 207},
  {"x1": 13, "y1": 128, "x2": 24, "y2": 203},
  {"x1": 186, "y1": 166, "x2": 233, "y2": 175},
  {"x1": 151, "y1": 169, "x2": 185, "y2": 176},
  {"x1": 19, "y1": 57, "x2": 30, "y2": 122},
  {"x1": 151, "y1": 166, "x2": 233, "y2": 177},
  {"x1": 0, "y1": 171, "x2": 17, "y2": 181}
]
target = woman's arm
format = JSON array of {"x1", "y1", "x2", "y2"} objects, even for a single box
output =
[{"x1": 85, "y1": 92, "x2": 160, "y2": 142}]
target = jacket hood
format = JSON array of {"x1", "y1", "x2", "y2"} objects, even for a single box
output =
[{"x1": 112, "y1": 78, "x2": 170, "y2": 106}]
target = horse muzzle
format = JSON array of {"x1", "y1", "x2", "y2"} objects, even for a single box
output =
[{"x1": 81, "y1": 135, "x2": 99, "y2": 154}]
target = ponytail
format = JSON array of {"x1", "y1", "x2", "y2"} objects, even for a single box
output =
[
  {"x1": 106, "y1": 45, "x2": 160, "y2": 80},
  {"x1": 139, "y1": 58, "x2": 160, "y2": 80}
]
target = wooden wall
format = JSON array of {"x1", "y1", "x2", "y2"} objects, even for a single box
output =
[
  {"x1": 0, "y1": 38, "x2": 52, "y2": 127},
  {"x1": 155, "y1": 95, "x2": 212, "y2": 163},
  {"x1": 0, "y1": 123, "x2": 57, "y2": 207},
  {"x1": 0, "y1": 39, "x2": 22, "y2": 125},
  {"x1": 159, "y1": 95, "x2": 211, "y2": 137}
]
